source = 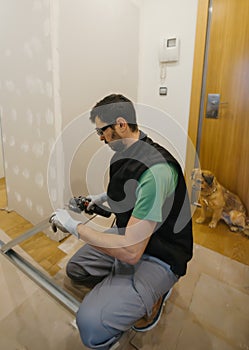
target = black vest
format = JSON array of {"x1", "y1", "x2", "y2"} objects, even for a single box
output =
[{"x1": 107, "y1": 131, "x2": 193, "y2": 276}]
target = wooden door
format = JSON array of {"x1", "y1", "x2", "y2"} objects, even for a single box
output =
[{"x1": 187, "y1": 0, "x2": 249, "y2": 213}]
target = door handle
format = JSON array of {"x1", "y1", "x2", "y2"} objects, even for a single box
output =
[{"x1": 206, "y1": 94, "x2": 228, "y2": 119}]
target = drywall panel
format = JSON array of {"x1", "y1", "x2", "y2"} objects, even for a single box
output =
[{"x1": 0, "y1": 0, "x2": 56, "y2": 221}]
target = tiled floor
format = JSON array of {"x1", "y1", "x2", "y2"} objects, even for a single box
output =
[
  {"x1": 0, "y1": 228, "x2": 249, "y2": 350},
  {"x1": 0, "y1": 253, "x2": 85, "y2": 350}
]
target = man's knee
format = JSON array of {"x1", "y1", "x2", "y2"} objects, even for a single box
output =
[
  {"x1": 76, "y1": 299, "x2": 119, "y2": 349},
  {"x1": 76, "y1": 303, "x2": 101, "y2": 347},
  {"x1": 66, "y1": 261, "x2": 104, "y2": 288},
  {"x1": 66, "y1": 260, "x2": 82, "y2": 281}
]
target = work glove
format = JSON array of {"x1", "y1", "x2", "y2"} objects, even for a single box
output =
[
  {"x1": 86, "y1": 192, "x2": 107, "y2": 210},
  {"x1": 49, "y1": 209, "x2": 82, "y2": 239}
]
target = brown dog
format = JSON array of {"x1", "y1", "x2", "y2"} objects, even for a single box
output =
[{"x1": 191, "y1": 168, "x2": 249, "y2": 236}]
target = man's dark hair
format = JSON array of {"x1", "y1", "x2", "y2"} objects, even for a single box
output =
[{"x1": 90, "y1": 94, "x2": 138, "y2": 132}]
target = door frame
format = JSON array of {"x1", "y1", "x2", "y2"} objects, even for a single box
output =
[{"x1": 185, "y1": 0, "x2": 210, "y2": 186}]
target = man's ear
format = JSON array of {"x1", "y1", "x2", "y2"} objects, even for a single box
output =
[
  {"x1": 116, "y1": 117, "x2": 127, "y2": 132},
  {"x1": 202, "y1": 172, "x2": 214, "y2": 186}
]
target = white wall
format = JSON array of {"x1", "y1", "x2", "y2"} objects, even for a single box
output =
[{"x1": 137, "y1": 0, "x2": 198, "y2": 166}]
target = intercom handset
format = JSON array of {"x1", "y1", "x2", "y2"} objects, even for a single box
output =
[{"x1": 159, "y1": 36, "x2": 180, "y2": 63}]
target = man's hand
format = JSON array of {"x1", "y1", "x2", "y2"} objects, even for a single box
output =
[
  {"x1": 49, "y1": 209, "x2": 82, "y2": 239},
  {"x1": 49, "y1": 213, "x2": 69, "y2": 233},
  {"x1": 86, "y1": 192, "x2": 107, "y2": 210}
]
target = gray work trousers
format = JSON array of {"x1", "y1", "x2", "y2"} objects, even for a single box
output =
[{"x1": 66, "y1": 244, "x2": 178, "y2": 349}]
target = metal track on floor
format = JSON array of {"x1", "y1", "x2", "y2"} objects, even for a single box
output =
[{"x1": 0, "y1": 239, "x2": 80, "y2": 314}]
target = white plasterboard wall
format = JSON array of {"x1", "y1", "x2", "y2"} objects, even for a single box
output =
[{"x1": 0, "y1": 0, "x2": 55, "y2": 221}]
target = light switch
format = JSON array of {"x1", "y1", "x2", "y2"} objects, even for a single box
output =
[{"x1": 159, "y1": 87, "x2": 167, "y2": 95}]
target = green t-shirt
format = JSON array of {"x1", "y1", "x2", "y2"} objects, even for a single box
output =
[{"x1": 132, "y1": 163, "x2": 178, "y2": 222}]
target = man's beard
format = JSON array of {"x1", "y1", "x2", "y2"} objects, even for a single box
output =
[{"x1": 105, "y1": 131, "x2": 126, "y2": 152}]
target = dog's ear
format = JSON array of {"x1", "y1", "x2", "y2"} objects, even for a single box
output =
[{"x1": 202, "y1": 172, "x2": 214, "y2": 186}]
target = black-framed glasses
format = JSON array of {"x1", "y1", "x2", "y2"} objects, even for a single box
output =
[
  {"x1": 95, "y1": 125, "x2": 112, "y2": 136},
  {"x1": 95, "y1": 121, "x2": 116, "y2": 136}
]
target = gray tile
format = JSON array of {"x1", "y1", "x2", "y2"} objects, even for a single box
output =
[
  {"x1": 219, "y1": 255, "x2": 249, "y2": 295},
  {"x1": 191, "y1": 244, "x2": 223, "y2": 279},
  {"x1": 0, "y1": 254, "x2": 39, "y2": 321},
  {"x1": 130, "y1": 302, "x2": 187, "y2": 350},
  {"x1": 176, "y1": 317, "x2": 238, "y2": 350},
  {"x1": 189, "y1": 273, "x2": 249, "y2": 349},
  {"x1": 172, "y1": 244, "x2": 225, "y2": 311},
  {"x1": 0, "y1": 288, "x2": 86, "y2": 350},
  {"x1": 171, "y1": 264, "x2": 200, "y2": 310}
]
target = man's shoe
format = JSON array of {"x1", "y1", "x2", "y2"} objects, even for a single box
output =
[{"x1": 132, "y1": 288, "x2": 172, "y2": 332}]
